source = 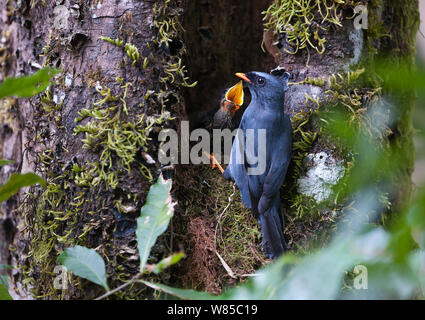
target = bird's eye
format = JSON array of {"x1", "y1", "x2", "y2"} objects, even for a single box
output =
[{"x1": 257, "y1": 77, "x2": 265, "y2": 86}]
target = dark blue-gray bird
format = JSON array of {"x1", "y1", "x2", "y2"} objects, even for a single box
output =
[{"x1": 223, "y1": 70, "x2": 292, "y2": 259}]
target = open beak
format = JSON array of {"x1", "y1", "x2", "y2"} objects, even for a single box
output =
[
  {"x1": 235, "y1": 72, "x2": 251, "y2": 83},
  {"x1": 225, "y1": 80, "x2": 244, "y2": 107}
]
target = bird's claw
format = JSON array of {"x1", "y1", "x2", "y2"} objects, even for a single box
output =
[{"x1": 203, "y1": 151, "x2": 224, "y2": 174}]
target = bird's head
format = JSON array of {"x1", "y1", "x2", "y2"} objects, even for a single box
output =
[{"x1": 235, "y1": 70, "x2": 290, "y2": 107}]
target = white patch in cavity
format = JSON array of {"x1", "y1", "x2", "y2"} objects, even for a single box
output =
[
  {"x1": 53, "y1": 92, "x2": 66, "y2": 105},
  {"x1": 53, "y1": 5, "x2": 70, "y2": 30},
  {"x1": 144, "y1": 216, "x2": 150, "y2": 224},
  {"x1": 95, "y1": 82, "x2": 103, "y2": 91},
  {"x1": 310, "y1": 86, "x2": 321, "y2": 100},
  {"x1": 59, "y1": 92, "x2": 66, "y2": 103},
  {"x1": 65, "y1": 73, "x2": 73, "y2": 87},
  {"x1": 297, "y1": 152, "x2": 345, "y2": 202}
]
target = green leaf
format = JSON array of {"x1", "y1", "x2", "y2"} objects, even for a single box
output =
[
  {"x1": 140, "y1": 280, "x2": 218, "y2": 300},
  {"x1": 0, "y1": 264, "x2": 13, "y2": 270},
  {"x1": 137, "y1": 176, "x2": 174, "y2": 272},
  {"x1": 57, "y1": 245, "x2": 109, "y2": 290},
  {"x1": 0, "y1": 160, "x2": 13, "y2": 166},
  {"x1": 0, "y1": 68, "x2": 61, "y2": 99},
  {"x1": 0, "y1": 284, "x2": 12, "y2": 300},
  {"x1": 0, "y1": 275, "x2": 8, "y2": 288},
  {"x1": 0, "y1": 265, "x2": 12, "y2": 289},
  {"x1": 149, "y1": 252, "x2": 184, "y2": 274},
  {"x1": 0, "y1": 173, "x2": 46, "y2": 203}
]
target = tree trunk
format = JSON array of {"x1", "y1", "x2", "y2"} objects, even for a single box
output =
[{"x1": 0, "y1": 0, "x2": 419, "y2": 298}]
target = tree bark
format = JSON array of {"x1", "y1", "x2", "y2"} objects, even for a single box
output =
[{"x1": 0, "y1": 0, "x2": 419, "y2": 298}]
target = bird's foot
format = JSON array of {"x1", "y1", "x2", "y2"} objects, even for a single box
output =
[{"x1": 203, "y1": 151, "x2": 224, "y2": 174}]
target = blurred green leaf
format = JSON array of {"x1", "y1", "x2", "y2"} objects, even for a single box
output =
[
  {"x1": 57, "y1": 246, "x2": 109, "y2": 290},
  {"x1": 223, "y1": 227, "x2": 389, "y2": 299},
  {"x1": 408, "y1": 250, "x2": 425, "y2": 295},
  {"x1": 140, "y1": 280, "x2": 218, "y2": 300},
  {"x1": 322, "y1": 107, "x2": 402, "y2": 197},
  {"x1": 0, "y1": 264, "x2": 13, "y2": 270},
  {"x1": 137, "y1": 176, "x2": 174, "y2": 272},
  {"x1": 0, "y1": 275, "x2": 8, "y2": 288},
  {"x1": 148, "y1": 252, "x2": 184, "y2": 275},
  {"x1": 0, "y1": 67, "x2": 60, "y2": 99},
  {"x1": 0, "y1": 173, "x2": 46, "y2": 203},
  {"x1": 373, "y1": 60, "x2": 425, "y2": 93},
  {"x1": 406, "y1": 189, "x2": 425, "y2": 249},
  {"x1": 0, "y1": 160, "x2": 13, "y2": 166},
  {"x1": 0, "y1": 284, "x2": 12, "y2": 300}
]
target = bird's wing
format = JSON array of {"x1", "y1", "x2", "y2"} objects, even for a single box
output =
[
  {"x1": 223, "y1": 118, "x2": 253, "y2": 209},
  {"x1": 257, "y1": 117, "x2": 292, "y2": 215}
]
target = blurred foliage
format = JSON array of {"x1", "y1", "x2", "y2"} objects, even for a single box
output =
[
  {"x1": 0, "y1": 68, "x2": 60, "y2": 99},
  {"x1": 0, "y1": 173, "x2": 45, "y2": 203}
]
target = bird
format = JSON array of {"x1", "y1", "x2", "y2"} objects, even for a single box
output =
[
  {"x1": 212, "y1": 80, "x2": 244, "y2": 130},
  {"x1": 204, "y1": 80, "x2": 245, "y2": 173},
  {"x1": 222, "y1": 70, "x2": 292, "y2": 259}
]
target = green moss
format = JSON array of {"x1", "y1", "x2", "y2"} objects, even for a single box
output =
[
  {"x1": 0, "y1": 97, "x2": 15, "y2": 130},
  {"x1": 73, "y1": 82, "x2": 173, "y2": 185},
  {"x1": 364, "y1": 0, "x2": 389, "y2": 55},
  {"x1": 283, "y1": 67, "x2": 386, "y2": 235},
  {"x1": 263, "y1": 0, "x2": 357, "y2": 64},
  {"x1": 378, "y1": 0, "x2": 419, "y2": 210},
  {"x1": 211, "y1": 178, "x2": 263, "y2": 276},
  {"x1": 124, "y1": 43, "x2": 140, "y2": 66},
  {"x1": 99, "y1": 36, "x2": 124, "y2": 48}
]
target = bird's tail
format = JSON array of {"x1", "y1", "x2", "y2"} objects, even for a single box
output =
[{"x1": 258, "y1": 203, "x2": 287, "y2": 259}]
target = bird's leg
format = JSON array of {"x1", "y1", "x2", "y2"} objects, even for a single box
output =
[{"x1": 203, "y1": 151, "x2": 224, "y2": 174}]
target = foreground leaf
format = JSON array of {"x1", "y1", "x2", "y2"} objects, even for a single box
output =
[
  {"x1": 0, "y1": 265, "x2": 12, "y2": 289},
  {"x1": 0, "y1": 264, "x2": 13, "y2": 270},
  {"x1": 0, "y1": 173, "x2": 46, "y2": 203},
  {"x1": 0, "y1": 284, "x2": 12, "y2": 300},
  {"x1": 137, "y1": 176, "x2": 174, "y2": 272},
  {"x1": 0, "y1": 160, "x2": 13, "y2": 166},
  {"x1": 57, "y1": 246, "x2": 109, "y2": 290},
  {"x1": 0, "y1": 68, "x2": 60, "y2": 99},
  {"x1": 141, "y1": 281, "x2": 218, "y2": 300},
  {"x1": 0, "y1": 275, "x2": 8, "y2": 288}
]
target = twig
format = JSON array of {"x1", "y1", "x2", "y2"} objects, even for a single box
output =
[
  {"x1": 214, "y1": 184, "x2": 238, "y2": 278},
  {"x1": 214, "y1": 183, "x2": 236, "y2": 249},
  {"x1": 239, "y1": 274, "x2": 261, "y2": 277},
  {"x1": 215, "y1": 251, "x2": 237, "y2": 279},
  {"x1": 95, "y1": 273, "x2": 141, "y2": 300}
]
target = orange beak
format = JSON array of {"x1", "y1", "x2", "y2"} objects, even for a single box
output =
[
  {"x1": 235, "y1": 73, "x2": 251, "y2": 83},
  {"x1": 225, "y1": 80, "x2": 244, "y2": 107}
]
